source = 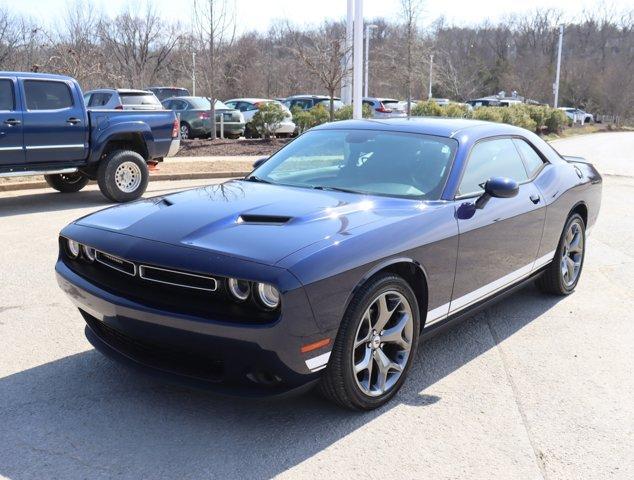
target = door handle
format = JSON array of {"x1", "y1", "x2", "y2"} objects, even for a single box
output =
[
  {"x1": 530, "y1": 194, "x2": 541, "y2": 204},
  {"x1": 66, "y1": 117, "x2": 82, "y2": 125},
  {"x1": 3, "y1": 118, "x2": 21, "y2": 126}
]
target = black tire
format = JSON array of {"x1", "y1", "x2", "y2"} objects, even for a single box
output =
[
  {"x1": 44, "y1": 172, "x2": 89, "y2": 193},
  {"x1": 244, "y1": 124, "x2": 259, "y2": 139},
  {"x1": 97, "y1": 150, "x2": 149, "y2": 203},
  {"x1": 536, "y1": 213, "x2": 586, "y2": 295},
  {"x1": 180, "y1": 122, "x2": 191, "y2": 139},
  {"x1": 319, "y1": 273, "x2": 420, "y2": 410}
]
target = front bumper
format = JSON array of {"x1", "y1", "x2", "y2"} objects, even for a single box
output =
[{"x1": 55, "y1": 257, "x2": 327, "y2": 396}]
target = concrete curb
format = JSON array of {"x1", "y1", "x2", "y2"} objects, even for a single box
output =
[{"x1": 0, "y1": 171, "x2": 250, "y2": 193}]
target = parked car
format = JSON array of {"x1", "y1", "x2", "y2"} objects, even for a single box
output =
[
  {"x1": 559, "y1": 107, "x2": 594, "y2": 124},
  {"x1": 224, "y1": 98, "x2": 296, "y2": 137},
  {"x1": 430, "y1": 98, "x2": 450, "y2": 106},
  {"x1": 56, "y1": 117, "x2": 601, "y2": 409},
  {"x1": 467, "y1": 97, "x2": 502, "y2": 108},
  {"x1": 147, "y1": 86, "x2": 191, "y2": 102},
  {"x1": 162, "y1": 96, "x2": 245, "y2": 139},
  {"x1": 283, "y1": 95, "x2": 344, "y2": 111},
  {"x1": 83, "y1": 89, "x2": 163, "y2": 111},
  {"x1": 0, "y1": 72, "x2": 180, "y2": 202},
  {"x1": 363, "y1": 97, "x2": 408, "y2": 118}
]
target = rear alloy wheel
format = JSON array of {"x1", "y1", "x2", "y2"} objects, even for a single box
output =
[
  {"x1": 44, "y1": 172, "x2": 89, "y2": 193},
  {"x1": 319, "y1": 273, "x2": 420, "y2": 410},
  {"x1": 97, "y1": 150, "x2": 149, "y2": 203},
  {"x1": 537, "y1": 213, "x2": 586, "y2": 295},
  {"x1": 180, "y1": 123, "x2": 191, "y2": 139}
]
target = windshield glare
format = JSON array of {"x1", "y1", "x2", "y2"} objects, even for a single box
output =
[{"x1": 251, "y1": 129, "x2": 457, "y2": 199}]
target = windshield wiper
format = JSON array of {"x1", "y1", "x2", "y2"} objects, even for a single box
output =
[
  {"x1": 311, "y1": 185, "x2": 362, "y2": 194},
  {"x1": 243, "y1": 175, "x2": 273, "y2": 184}
]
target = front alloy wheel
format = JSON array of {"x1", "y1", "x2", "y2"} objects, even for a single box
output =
[
  {"x1": 319, "y1": 273, "x2": 420, "y2": 410},
  {"x1": 352, "y1": 291, "x2": 414, "y2": 396}
]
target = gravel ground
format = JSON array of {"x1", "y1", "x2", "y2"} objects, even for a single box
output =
[{"x1": 0, "y1": 134, "x2": 632, "y2": 479}]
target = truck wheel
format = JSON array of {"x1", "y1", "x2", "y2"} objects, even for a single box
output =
[
  {"x1": 44, "y1": 172, "x2": 89, "y2": 193},
  {"x1": 97, "y1": 150, "x2": 149, "y2": 203}
]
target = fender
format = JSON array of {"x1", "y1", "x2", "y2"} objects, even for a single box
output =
[
  {"x1": 342, "y1": 256, "x2": 430, "y2": 321},
  {"x1": 88, "y1": 120, "x2": 155, "y2": 164}
]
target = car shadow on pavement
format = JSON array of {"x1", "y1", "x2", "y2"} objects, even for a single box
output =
[
  {"x1": 0, "y1": 190, "x2": 112, "y2": 217},
  {"x1": 0, "y1": 284, "x2": 562, "y2": 479}
]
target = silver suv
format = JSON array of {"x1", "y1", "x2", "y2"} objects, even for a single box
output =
[{"x1": 83, "y1": 89, "x2": 163, "y2": 111}]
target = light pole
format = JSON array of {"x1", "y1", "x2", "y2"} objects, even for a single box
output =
[
  {"x1": 353, "y1": 0, "x2": 363, "y2": 119},
  {"x1": 364, "y1": 24, "x2": 377, "y2": 98},
  {"x1": 342, "y1": 0, "x2": 354, "y2": 105},
  {"x1": 192, "y1": 51, "x2": 196, "y2": 96},
  {"x1": 428, "y1": 53, "x2": 434, "y2": 100},
  {"x1": 553, "y1": 24, "x2": 563, "y2": 107}
]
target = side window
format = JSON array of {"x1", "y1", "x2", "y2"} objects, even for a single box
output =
[
  {"x1": 0, "y1": 80, "x2": 15, "y2": 110},
  {"x1": 24, "y1": 80, "x2": 74, "y2": 110},
  {"x1": 224, "y1": 101, "x2": 236, "y2": 109},
  {"x1": 513, "y1": 138, "x2": 545, "y2": 177},
  {"x1": 458, "y1": 138, "x2": 528, "y2": 196},
  {"x1": 162, "y1": 100, "x2": 173, "y2": 110}
]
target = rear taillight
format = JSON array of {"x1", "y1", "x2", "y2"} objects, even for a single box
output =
[
  {"x1": 114, "y1": 104, "x2": 123, "y2": 110},
  {"x1": 172, "y1": 118, "x2": 179, "y2": 138},
  {"x1": 376, "y1": 103, "x2": 392, "y2": 113},
  {"x1": 199, "y1": 112, "x2": 211, "y2": 120}
]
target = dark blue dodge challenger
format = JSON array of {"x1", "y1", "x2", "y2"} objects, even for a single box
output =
[{"x1": 56, "y1": 118, "x2": 602, "y2": 410}]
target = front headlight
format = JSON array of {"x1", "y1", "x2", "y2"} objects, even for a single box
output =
[
  {"x1": 82, "y1": 245, "x2": 96, "y2": 262},
  {"x1": 227, "y1": 278, "x2": 250, "y2": 301},
  {"x1": 66, "y1": 239, "x2": 80, "y2": 258},
  {"x1": 255, "y1": 283, "x2": 280, "y2": 309}
]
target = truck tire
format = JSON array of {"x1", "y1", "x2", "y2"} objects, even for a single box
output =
[
  {"x1": 97, "y1": 150, "x2": 149, "y2": 203},
  {"x1": 44, "y1": 172, "x2": 89, "y2": 193}
]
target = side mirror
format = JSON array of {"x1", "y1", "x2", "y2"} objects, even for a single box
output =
[
  {"x1": 475, "y1": 177, "x2": 519, "y2": 209},
  {"x1": 252, "y1": 157, "x2": 268, "y2": 169}
]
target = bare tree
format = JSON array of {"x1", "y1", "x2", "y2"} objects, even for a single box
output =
[
  {"x1": 287, "y1": 21, "x2": 350, "y2": 121},
  {"x1": 98, "y1": 3, "x2": 181, "y2": 88},
  {"x1": 399, "y1": 0, "x2": 424, "y2": 114},
  {"x1": 193, "y1": 0, "x2": 236, "y2": 140}
]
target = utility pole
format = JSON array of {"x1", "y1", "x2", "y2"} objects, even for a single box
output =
[
  {"x1": 353, "y1": 0, "x2": 363, "y2": 119},
  {"x1": 364, "y1": 24, "x2": 377, "y2": 97},
  {"x1": 342, "y1": 0, "x2": 354, "y2": 105},
  {"x1": 192, "y1": 51, "x2": 196, "y2": 96},
  {"x1": 553, "y1": 24, "x2": 563, "y2": 108},
  {"x1": 428, "y1": 53, "x2": 433, "y2": 100}
]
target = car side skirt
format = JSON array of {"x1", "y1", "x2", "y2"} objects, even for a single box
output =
[{"x1": 420, "y1": 262, "x2": 551, "y2": 342}]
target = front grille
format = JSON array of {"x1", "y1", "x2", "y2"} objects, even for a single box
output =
[
  {"x1": 96, "y1": 251, "x2": 136, "y2": 276},
  {"x1": 139, "y1": 265, "x2": 218, "y2": 292},
  {"x1": 83, "y1": 311, "x2": 224, "y2": 382},
  {"x1": 60, "y1": 240, "x2": 278, "y2": 325}
]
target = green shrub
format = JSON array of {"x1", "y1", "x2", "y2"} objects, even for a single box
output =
[
  {"x1": 334, "y1": 103, "x2": 373, "y2": 120},
  {"x1": 472, "y1": 107, "x2": 504, "y2": 123},
  {"x1": 411, "y1": 100, "x2": 443, "y2": 117},
  {"x1": 499, "y1": 106, "x2": 537, "y2": 132},
  {"x1": 545, "y1": 108, "x2": 568, "y2": 134},
  {"x1": 443, "y1": 102, "x2": 471, "y2": 118},
  {"x1": 251, "y1": 102, "x2": 287, "y2": 139},
  {"x1": 292, "y1": 104, "x2": 330, "y2": 132}
]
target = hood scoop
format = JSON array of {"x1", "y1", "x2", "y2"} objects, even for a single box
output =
[{"x1": 237, "y1": 214, "x2": 292, "y2": 225}]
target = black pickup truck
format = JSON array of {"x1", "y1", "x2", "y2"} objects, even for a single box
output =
[{"x1": 0, "y1": 72, "x2": 180, "y2": 202}]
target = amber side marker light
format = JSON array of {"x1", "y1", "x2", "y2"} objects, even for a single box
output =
[{"x1": 300, "y1": 338, "x2": 331, "y2": 353}]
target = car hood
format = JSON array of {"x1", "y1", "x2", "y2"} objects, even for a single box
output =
[{"x1": 76, "y1": 180, "x2": 424, "y2": 266}]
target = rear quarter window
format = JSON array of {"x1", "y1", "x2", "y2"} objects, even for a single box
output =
[
  {"x1": 24, "y1": 80, "x2": 74, "y2": 110},
  {"x1": 120, "y1": 93, "x2": 161, "y2": 106}
]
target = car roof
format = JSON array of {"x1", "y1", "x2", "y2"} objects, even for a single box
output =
[
  {"x1": 147, "y1": 86, "x2": 189, "y2": 90},
  {"x1": 0, "y1": 71, "x2": 74, "y2": 81},
  {"x1": 312, "y1": 117, "x2": 528, "y2": 138},
  {"x1": 363, "y1": 97, "x2": 399, "y2": 102},
  {"x1": 225, "y1": 98, "x2": 277, "y2": 103},
  {"x1": 285, "y1": 95, "x2": 340, "y2": 100},
  {"x1": 86, "y1": 88, "x2": 153, "y2": 94}
]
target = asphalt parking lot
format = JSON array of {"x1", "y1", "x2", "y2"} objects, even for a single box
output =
[{"x1": 0, "y1": 132, "x2": 632, "y2": 479}]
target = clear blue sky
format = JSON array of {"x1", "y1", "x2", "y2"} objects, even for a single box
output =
[{"x1": 13, "y1": 0, "x2": 632, "y2": 32}]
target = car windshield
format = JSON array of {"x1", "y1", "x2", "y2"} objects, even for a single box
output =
[
  {"x1": 120, "y1": 93, "x2": 161, "y2": 106},
  {"x1": 188, "y1": 97, "x2": 229, "y2": 110},
  {"x1": 250, "y1": 129, "x2": 457, "y2": 199}
]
